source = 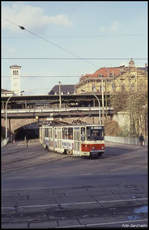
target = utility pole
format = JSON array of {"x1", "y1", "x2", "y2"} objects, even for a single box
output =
[
  {"x1": 59, "y1": 81, "x2": 62, "y2": 109},
  {"x1": 5, "y1": 95, "x2": 13, "y2": 139},
  {"x1": 105, "y1": 79, "x2": 108, "y2": 119}
]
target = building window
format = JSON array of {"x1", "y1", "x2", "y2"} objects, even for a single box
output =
[
  {"x1": 130, "y1": 83, "x2": 135, "y2": 90},
  {"x1": 112, "y1": 83, "x2": 115, "y2": 89},
  {"x1": 13, "y1": 70, "x2": 18, "y2": 75},
  {"x1": 130, "y1": 75, "x2": 135, "y2": 79}
]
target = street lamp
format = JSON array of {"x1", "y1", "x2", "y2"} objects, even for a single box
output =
[
  {"x1": 98, "y1": 74, "x2": 105, "y2": 124},
  {"x1": 80, "y1": 89, "x2": 101, "y2": 125},
  {"x1": 5, "y1": 94, "x2": 13, "y2": 139},
  {"x1": 92, "y1": 93, "x2": 102, "y2": 125},
  {"x1": 5, "y1": 91, "x2": 24, "y2": 140}
]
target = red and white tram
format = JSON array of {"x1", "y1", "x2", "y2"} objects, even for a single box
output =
[{"x1": 39, "y1": 122, "x2": 105, "y2": 158}]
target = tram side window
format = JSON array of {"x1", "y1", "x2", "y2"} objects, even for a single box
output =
[
  {"x1": 49, "y1": 129, "x2": 52, "y2": 138},
  {"x1": 62, "y1": 128, "x2": 68, "y2": 139},
  {"x1": 45, "y1": 128, "x2": 49, "y2": 137},
  {"x1": 81, "y1": 127, "x2": 85, "y2": 141},
  {"x1": 68, "y1": 128, "x2": 73, "y2": 140}
]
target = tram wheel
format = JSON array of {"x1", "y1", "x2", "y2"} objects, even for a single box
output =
[
  {"x1": 89, "y1": 154, "x2": 93, "y2": 160},
  {"x1": 64, "y1": 149, "x2": 67, "y2": 154}
]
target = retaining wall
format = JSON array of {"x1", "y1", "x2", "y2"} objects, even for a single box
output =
[{"x1": 1, "y1": 138, "x2": 9, "y2": 148}]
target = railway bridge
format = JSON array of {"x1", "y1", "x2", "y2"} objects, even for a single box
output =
[{"x1": 1, "y1": 93, "x2": 114, "y2": 140}]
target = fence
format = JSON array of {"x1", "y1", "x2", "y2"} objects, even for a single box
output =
[{"x1": 105, "y1": 136, "x2": 148, "y2": 146}]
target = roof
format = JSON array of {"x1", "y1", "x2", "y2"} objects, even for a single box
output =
[
  {"x1": 93, "y1": 67, "x2": 122, "y2": 77},
  {"x1": 49, "y1": 84, "x2": 75, "y2": 95},
  {"x1": 9, "y1": 65, "x2": 21, "y2": 69},
  {"x1": 79, "y1": 59, "x2": 140, "y2": 82},
  {"x1": 80, "y1": 67, "x2": 122, "y2": 81},
  {"x1": 1, "y1": 89, "x2": 14, "y2": 93}
]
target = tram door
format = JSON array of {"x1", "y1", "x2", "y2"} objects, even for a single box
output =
[
  {"x1": 56, "y1": 128, "x2": 62, "y2": 152},
  {"x1": 73, "y1": 127, "x2": 80, "y2": 155}
]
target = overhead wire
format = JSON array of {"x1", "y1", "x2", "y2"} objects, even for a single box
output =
[
  {"x1": 3, "y1": 18, "x2": 99, "y2": 68},
  {"x1": 2, "y1": 75, "x2": 81, "y2": 78},
  {"x1": 2, "y1": 33, "x2": 145, "y2": 39},
  {"x1": 2, "y1": 57, "x2": 147, "y2": 60},
  {"x1": 3, "y1": 18, "x2": 147, "y2": 69},
  {"x1": 4, "y1": 19, "x2": 147, "y2": 65},
  {"x1": 2, "y1": 18, "x2": 147, "y2": 94}
]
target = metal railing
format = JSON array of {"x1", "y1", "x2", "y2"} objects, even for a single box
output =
[
  {"x1": 105, "y1": 136, "x2": 148, "y2": 146},
  {"x1": 1, "y1": 106, "x2": 113, "y2": 114}
]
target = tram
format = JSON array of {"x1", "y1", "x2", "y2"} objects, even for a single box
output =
[{"x1": 39, "y1": 121, "x2": 105, "y2": 158}]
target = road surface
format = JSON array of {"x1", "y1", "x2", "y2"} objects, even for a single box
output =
[{"x1": 2, "y1": 140, "x2": 148, "y2": 228}]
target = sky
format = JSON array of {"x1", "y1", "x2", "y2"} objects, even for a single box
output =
[{"x1": 1, "y1": 1, "x2": 148, "y2": 95}]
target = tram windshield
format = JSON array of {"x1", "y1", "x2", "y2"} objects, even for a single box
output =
[{"x1": 86, "y1": 126, "x2": 104, "y2": 141}]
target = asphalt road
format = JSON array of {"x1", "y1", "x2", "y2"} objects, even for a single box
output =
[{"x1": 1, "y1": 140, "x2": 148, "y2": 228}]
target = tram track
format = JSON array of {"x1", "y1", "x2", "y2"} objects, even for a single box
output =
[
  {"x1": 2, "y1": 146, "x2": 146, "y2": 175},
  {"x1": 2, "y1": 196, "x2": 148, "y2": 227},
  {"x1": 2, "y1": 142, "x2": 72, "y2": 174},
  {"x1": 2, "y1": 140, "x2": 148, "y2": 228},
  {"x1": 2, "y1": 152, "x2": 71, "y2": 175}
]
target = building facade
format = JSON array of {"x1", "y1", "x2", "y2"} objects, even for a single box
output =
[{"x1": 75, "y1": 59, "x2": 148, "y2": 95}]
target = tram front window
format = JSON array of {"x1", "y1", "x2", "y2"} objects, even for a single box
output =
[{"x1": 87, "y1": 126, "x2": 104, "y2": 141}]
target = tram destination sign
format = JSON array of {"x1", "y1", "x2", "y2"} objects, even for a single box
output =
[{"x1": 90, "y1": 126, "x2": 102, "y2": 129}]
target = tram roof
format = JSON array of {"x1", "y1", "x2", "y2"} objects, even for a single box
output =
[{"x1": 40, "y1": 122, "x2": 104, "y2": 127}]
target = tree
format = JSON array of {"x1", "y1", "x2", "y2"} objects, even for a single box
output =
[
  {"x1": 110, "y1": 89, "x2": 129, "y2": 113},
  {"x1": 127, "y1": 89, "x2": 148, "y2": 136},
  {"x1": 110, "y1": 88, "x2": 148, "y2": 137}
]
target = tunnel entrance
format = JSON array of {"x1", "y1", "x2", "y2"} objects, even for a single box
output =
[{"x1": 14, "y1": 122, "x2": 39, "y2": 141}]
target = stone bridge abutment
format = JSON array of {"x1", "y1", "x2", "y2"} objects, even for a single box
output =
[{"x1": 1, "y1": 118, "x2": 38, "y2": 134}]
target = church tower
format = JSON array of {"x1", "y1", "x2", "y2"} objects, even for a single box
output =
[{"x1": 10, "y1": 65, "x2": 21, "y2": 95}]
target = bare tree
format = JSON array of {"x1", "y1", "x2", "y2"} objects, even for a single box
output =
[{"x1": 110, "y1": 88, "x2": 148, "y2": 137}]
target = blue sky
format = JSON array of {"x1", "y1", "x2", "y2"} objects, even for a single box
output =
[{"x1": 2, "y1": 1, "x2": 148, "y2": 95}]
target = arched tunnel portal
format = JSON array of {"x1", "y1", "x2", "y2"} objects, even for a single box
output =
[{"x1": 14, "y1": 122, "x2": 39, "y2": 141}]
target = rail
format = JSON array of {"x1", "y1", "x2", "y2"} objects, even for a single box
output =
[{"x1": 1, "y1": 106, "x2": 113, "y2": 114}]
